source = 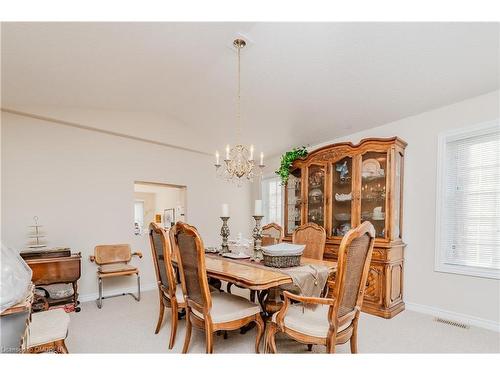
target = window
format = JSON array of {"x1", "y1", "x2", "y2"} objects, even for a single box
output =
[
  {"x1": 435, "y1": 121, "x2": 500, "y2": 279},
  {"x1": 261, "y1": 176, "x2": 283, "y2": 225}
]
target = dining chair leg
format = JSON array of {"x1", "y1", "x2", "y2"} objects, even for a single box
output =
[
  {"x1": 205, "y1": 329, "x2": 214, "y2": 354},
  {"x1": 155, "y1": 300, "x2": 165, "y2": 334},
  {"x1": 169, "y1": 300, "x2": 178, "y2": 349},
  {"x1": 254, "y1": 314, "x2": 264, "y2": 353},
  {"x1": 266, "y1": 323, "x2": 278, "y2": 354},
  {"x1": 327, "y1": 338, "x2": 337, "y2": 353},
  {"x1": 182, "y1": 312, "x2": 192, "y2": 354},
  {"x1": 136, "y1": 274, "x2": 141, "y2": 301},
  {"x1": 350, "y1": 320, "x2": 358, "y2": 354},
  {"x1": 97, "y1": 277, "x2": 103, "y2": 309},
  {"x1": 55, "y1": 339, "x2": 69, "y2": 354}
]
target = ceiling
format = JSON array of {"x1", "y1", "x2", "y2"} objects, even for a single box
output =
[{"x1": 2, "y1": 22, "x2": 499, "y2": 156}]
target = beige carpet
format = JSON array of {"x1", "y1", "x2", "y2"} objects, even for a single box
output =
[{"x1": 65, "y1": 289, "x2": 500, "y2": 353}]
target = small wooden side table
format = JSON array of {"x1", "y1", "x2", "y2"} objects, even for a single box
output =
[{"x1": 25, "y1": 253, "x2": 82, "y2": 312}]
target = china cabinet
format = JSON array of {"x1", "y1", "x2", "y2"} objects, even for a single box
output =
[{"x1": 283, "y1": 137, "x2": 407, "y2": 318}]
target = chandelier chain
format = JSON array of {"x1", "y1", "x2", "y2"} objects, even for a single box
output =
[{"x1": 236, "y1": 40, "x2": 241, "y2": 141}]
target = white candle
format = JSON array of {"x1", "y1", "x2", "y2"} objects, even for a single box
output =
[
  {"x1": 249, "y1": 145, "x2": 254, "y2": 160},
  {"x1": 222, "y1": 203, "x2": 229, "y2": 217},
  {"x1": 254, "y1": 200, "x2": 262, "y2": 216},
  {"x1": 260, "y1": 152, "x2": 264, "y2": 166},
  {"x1": 225, "y1": 145, "x2": 230, "y2": 160},
  {"x1": 215, "y1": 151, "x2": 220, "y2": 165}
]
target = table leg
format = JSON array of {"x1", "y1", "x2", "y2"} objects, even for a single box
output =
[{"x1": 263, "y1": 287, "x2": 283, "y2": 316}]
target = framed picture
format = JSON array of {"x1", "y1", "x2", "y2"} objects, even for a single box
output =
[{"x1": 163, "y1": 208, "x2": 175, "y2": 228}]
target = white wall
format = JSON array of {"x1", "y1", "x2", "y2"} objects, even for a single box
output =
[
  {"x1": 1, "y1": 111, "x2": 252, "y2": 299},
  {"x1": 262, "y1": 90, "x2": 500, "y2": 326}
]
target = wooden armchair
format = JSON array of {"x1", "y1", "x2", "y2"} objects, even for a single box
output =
[
  {"x1": 261, "y1": 222, "x2": 284, "y2": 246},
  {"x1": 292, "y1": 222, "x2": 326, "y2": 260},
  {"x1": 266, "y1": 221, "x2": 375, "y2": 354},
  {"x1": 172, "y1": 222, "x2": 265, "y2": 354},
  {"x1": 89, "y1": 244, "x2": 142, "y2": 308},
  {"x1": 149, "y1": 222, "x2": 187, "y2": 349}
]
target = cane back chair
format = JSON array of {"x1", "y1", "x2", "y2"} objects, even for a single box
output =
[
  {"x1": 89, "y1": 244, "x2": 142, "y2": 308},
  {"x1": 266, "y1": 221, "x2": 375, "y2": 354},
  {"x1": 172, "y1": 222, "x2": 265, "y2": 354},
  {"x1": 261, "y1": 222, "x2": 284, "y2": 247},
  {"x1": 292, "y1": 222, "x2": 327, "y2": 260},
  {"x1": 149, "y1": 222, "x2": 187, "y2": 349}
]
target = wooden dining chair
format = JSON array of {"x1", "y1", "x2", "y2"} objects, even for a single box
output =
[
  {"x1": 266, "y1": 221, "x2": 375, "y2": 354},
  {"x1": 261, "y1": 222, "x2": 284, "y2": 247},
  {"x1": 292, "y1": 222, "x2": 326, "y2": 260},
  {"x1": 149, "y1": 222, "x2": 187, "y2": 349},
  {"x1": 172, "y1": 222, "x2": 265, "y2": 354},
  {"x1": 89, "y1": 244, "x2": 142, "y2": 308}
]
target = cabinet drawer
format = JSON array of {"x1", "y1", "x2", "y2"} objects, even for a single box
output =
[{"x1": 325, "y1": 244, "x2": 387, "y2": 262}]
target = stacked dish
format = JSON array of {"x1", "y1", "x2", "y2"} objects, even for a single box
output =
[
  {"x1": 335, "y1": 192, "x2": 352, "y2": 202},
  {"x1": 362, "y1": 158, "x2": 385, "y2": 179}
]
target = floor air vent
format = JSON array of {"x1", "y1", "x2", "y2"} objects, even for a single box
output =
[{"x1": 434, "y1": 317, "x2": 470, "y2": 329}]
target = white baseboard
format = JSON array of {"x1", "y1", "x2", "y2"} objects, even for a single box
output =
[
  {"x1": 79, "y1": 282, "x2": 157, "y2": 303},
  {"x1": 405, "y1": 301, "x2": 500, "y2": 332}
]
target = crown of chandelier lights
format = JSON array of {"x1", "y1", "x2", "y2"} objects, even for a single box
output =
[{"x1": 214, "y1": 38, "x2": 264, "y2": 185}]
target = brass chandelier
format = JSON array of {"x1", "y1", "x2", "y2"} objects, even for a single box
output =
[{"x1": 215, "y1": 38, "x2": 264, "y2": 184}]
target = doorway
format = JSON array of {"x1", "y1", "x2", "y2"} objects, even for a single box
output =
[{"x1": 133, "y1": 181, "x2": 187, "y2": 235}]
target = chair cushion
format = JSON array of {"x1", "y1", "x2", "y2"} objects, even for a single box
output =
[
  {"x1": 98, "y1": 263, "x2": 137, "y2": 274},
  {"x1": 28, "y1": 309, "x2": 70, "y2": 347},
  {"x1": 192, "y1": 292, "x2": 261, "y2": 324},
  {"x1": 272, "y1": 304, "x2": 351, "y2": 338},
  {"x1": 175, "y1": 284, "x2": 185, "y2": 304}
]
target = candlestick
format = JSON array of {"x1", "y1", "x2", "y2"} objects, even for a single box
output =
[
  {"x1": 215, "y1": 150, "x2": 220, "y2": 166},
  {"x1": 249, "y1": 145, "x2": 254, "y2": 160},
  {"x1": 252, "y1": 215, "x2": 264, "y2": 261},
  {"x1": 219, "y1": 216, "x2": 230, "y2": 254},
  {"x1": 260, "y1": 152, "x2": 264, "y2": 166},
  {"x1": 254, "y1": 199, "x2": 262, "y2": 216},
  {"x1": 221, "y1": 203, "x2": 229, "y2": 217},
  {"x1": 225, "y1": 145, "x2": 230, "y2": 160}
]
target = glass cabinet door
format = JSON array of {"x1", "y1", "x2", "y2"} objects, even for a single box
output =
[
  {"x1": 307, "y1": 165, "x2": 326, "y2": 227},
  {"x1": 332, "y1": 156, "x2": 353, "y2": 237},
  {"x1": 361, "y1": 152, "x2": 388, "y2": 238},
  {"x1": 393, "y1": 151, "x2": 403, "y2": 239},
  {"x1": 286, "y1": 169, "x2": 302, "y2": 235}
]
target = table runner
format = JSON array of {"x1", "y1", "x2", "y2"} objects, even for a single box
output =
[{"x1": 206, "y1": 253, "x2": 330, "y2": 298}]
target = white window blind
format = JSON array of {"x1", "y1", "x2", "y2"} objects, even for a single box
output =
[
  {"x1": 436, "y1": 122, "x2": 500, "y2": 279},
  {"x1": 261, "y1": 176, "x2": 283, "y2": 225}
]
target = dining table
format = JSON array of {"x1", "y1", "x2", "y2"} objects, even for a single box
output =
[{"x1": 174, "y1": 252, "x2": 337, "y2": 318}]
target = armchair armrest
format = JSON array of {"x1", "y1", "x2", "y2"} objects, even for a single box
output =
[
  {"x1": 89, "y1": 255, "x2": 96, "y2": 262},
  {"x1": 275, "y1": 291, "x2": 335, "y2": 329},
  {"x1": 132, "y1": 251, "x2": 143, "y2": 259},
  {"x1": 282, "y1": 291, "x2": 335, "y2": 306}
]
